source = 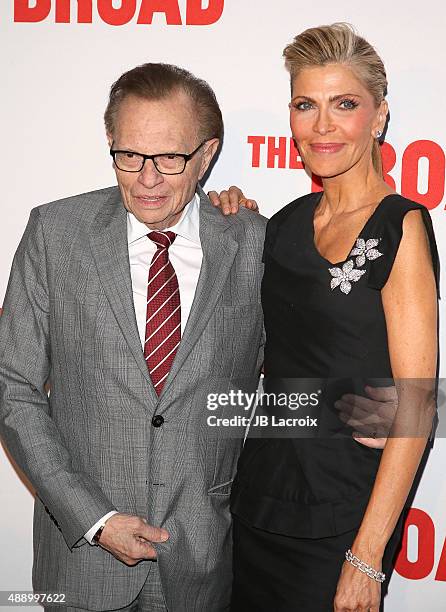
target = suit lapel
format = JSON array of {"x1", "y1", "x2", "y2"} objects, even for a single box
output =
[
  {"x1": 161, "y1": 187, "x2": 238, "y2": 395},
  {"x1": 89, "y1": 186, "x2": 238, "y2": 403},
  {"x1": 89, "y1": 188, "x2": 158, "y2": 402}
]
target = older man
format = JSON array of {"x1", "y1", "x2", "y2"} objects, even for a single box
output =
[{"x1": 0, "y1": 63, "x2": 266, "y2": 611}]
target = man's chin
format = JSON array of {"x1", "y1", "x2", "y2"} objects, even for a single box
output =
[
  {"x1": 130, "y1": 207, "x2": 172, "y2": 229},
  {"x1": 125, "y1": 197, "x2": 187, "y2": 229},
  {"x1": 139, "y1": 217, "x2": 170, "y2": 231}
]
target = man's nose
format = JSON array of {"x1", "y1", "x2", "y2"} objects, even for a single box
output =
[{"x1": 138, "y1": 158, "x2": 164, "y2": 188}]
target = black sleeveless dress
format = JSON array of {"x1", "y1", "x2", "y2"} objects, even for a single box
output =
[{"x1": 230, "y1": 192, "x2": 439, "y2": 611}]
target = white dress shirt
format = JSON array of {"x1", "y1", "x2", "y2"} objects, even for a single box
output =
[
  {"x1": 84, "y1": 193, "x2": 203, "y2": 544},
  {"x1": 128, "y1": 193, "x2": 202, "y2": 344}
]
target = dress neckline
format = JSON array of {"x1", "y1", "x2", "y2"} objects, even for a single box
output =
[{"x1": 310, "y1": 192, "x2": 394, "y2": 267}]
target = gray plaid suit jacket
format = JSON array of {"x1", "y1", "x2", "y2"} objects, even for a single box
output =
[{"x1": 0, "y1": 185, "x2": 266, "y2": 611}]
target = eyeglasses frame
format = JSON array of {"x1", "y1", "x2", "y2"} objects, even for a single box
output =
[{"x1": 109, "y1": 140, "x2": 207, "y2": 175}]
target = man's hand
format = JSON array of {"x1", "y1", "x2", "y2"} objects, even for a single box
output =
[
  {"x1": 208, "y1": 186, "x2": 259, "y2": 215},
  {"x1": 335, "y1": 385, "x2": 398, "y2": 449},
  {"x1": 97, "y1": 513, "x2": 169, "y2": 566}
]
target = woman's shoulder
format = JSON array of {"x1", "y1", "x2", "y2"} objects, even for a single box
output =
[
  {"x1": 268, "y1": 191, "x2": 320, "y2": 228},
  {"x1": 263, "y1": 192, "x2": 319, "y2": 258},
  {"x1": 376, "y1": 193, "x2": 435, "y2": 248},
  {"x1": 379, "y1": 193, "x2": 428, "y2": 219},
  {"x1": 367, "y1": 193, "x2": 439, "y2": 293}
]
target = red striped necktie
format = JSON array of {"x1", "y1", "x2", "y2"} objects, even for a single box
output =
[{"x1": 144, "y1": 231, "x2": 181, "y2": 395}]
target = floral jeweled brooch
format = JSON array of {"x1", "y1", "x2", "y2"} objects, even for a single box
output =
[
  {"x1": 349, "y1": 238, "x2": 383, "y2": 267},
  {"x1": 329, "y1": 260, "x2": 366, "y2": 295},
  {"x1": 328, "y1": 238, "x2": 383, "y2": 295}
]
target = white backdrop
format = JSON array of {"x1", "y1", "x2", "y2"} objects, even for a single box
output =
[{"x1": 1, "y1": 1, "x2": 445, "y2": 609}]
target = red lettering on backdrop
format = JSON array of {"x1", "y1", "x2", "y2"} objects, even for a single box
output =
[
  {"x1": 247, "y1": 136, "x2": 265, "y2": 168},
  {"x1": 98, "y1": 0, "x2": 136, "y2": 26},
  {"x1": 434, "y1": 538, "x2": 446, "y2": 581},
  {"x1": 401, "y1": 140, "x2": 445, "y2": 210},
  {"x1": 14, "y1": 0, "x2": 224, "y2": 24},
  {"x1": 55, "y1": 0, "x2": 93, "y2": 23},
  {"x1": 289, "y1": 138, "x2": 304, "y2": 170},
  {"x1": 381, "y1": 141, "x2": 397, "y2": 190},
  {"x1": 247, "y1": 136, "x2": 445, "y2": 209},
  {"x1": 395, "y1": 508, "x2": 435, "y2": 580},
  {"x1": 267, "y1": 137, "x2": 287, "y2": 169},
  {"x1": 311, "y1": 175, "x2": 323, "y2": 192},
  {"x1": 137, "y1": 0, "x2": 182, "y2": 24},
  {"x1": 186, "y1": 0, "x2": 224, "y2": 25},
  {"x1": 14, "y1": 0, "x2": 51, "y2": 21}
]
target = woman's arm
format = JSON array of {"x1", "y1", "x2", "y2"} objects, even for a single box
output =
[{"x1": 334, "y1": 209, "x2": 438, "y2": 612}]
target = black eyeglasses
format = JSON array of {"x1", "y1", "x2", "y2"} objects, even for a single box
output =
[{"x1": 110, "y1": 141, "x2": 206, "y2": 175}]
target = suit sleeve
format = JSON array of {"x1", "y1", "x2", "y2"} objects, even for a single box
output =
[
  {"x1": 84, "y1": 510, "x2": 119, "y2": 544},
  {"x1": 256, "y1": 325, "x2": 265, "y2": 374},
  {"x1": 0, "y1": 208, "x2": 116, "y2": 550}
]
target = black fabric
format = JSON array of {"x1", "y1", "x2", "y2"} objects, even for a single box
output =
[
  {"x1": 230, "y1": 192, "x2": 439, "y2": 607},
  {"x1": 230, "y1": 514, "x2": 403, "y2": 612}
]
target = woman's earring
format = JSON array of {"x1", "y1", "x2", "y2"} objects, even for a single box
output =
[{"x1": 376, "y1": 130, "x2": 383, "y2": 139}]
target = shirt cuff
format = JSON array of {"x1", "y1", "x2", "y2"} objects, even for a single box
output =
[{"x1": 84, "y1": 510, "x2": 118, "y2": 545}]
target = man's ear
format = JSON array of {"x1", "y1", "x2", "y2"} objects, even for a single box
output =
[
  {"x1": 106, "y1": 132, "x2": 113, "y2": 148},
  {"x1": 199, "y1": 139, "x2": 220, "y2": 180}
]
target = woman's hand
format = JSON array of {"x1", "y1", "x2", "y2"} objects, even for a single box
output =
[
  {"x1": 208, "y1": 186, "x2": 259, "y2": 215},
  {"x1": 335, "y1": 385, "x2": 398, "y2": 449},
  {"x1": 334, "y1": 559, "x2": 382, "y2": 612}
]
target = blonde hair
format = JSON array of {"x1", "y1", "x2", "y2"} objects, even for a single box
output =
[{"x1": 283, "y1": 23, "x2": 387, "y2": 175}]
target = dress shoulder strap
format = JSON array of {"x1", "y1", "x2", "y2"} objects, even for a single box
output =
[{"x1": 365, "y1": 194, "x2": 440, "y2": 296}]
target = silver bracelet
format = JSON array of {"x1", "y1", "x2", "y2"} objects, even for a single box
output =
[{"x1": 345, "y1": 549, "x2": 386, "y2": 583}]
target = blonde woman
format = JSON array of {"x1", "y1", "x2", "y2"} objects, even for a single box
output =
[{"x1": 213, "y1": 23, "x2": 439, "y2": 612}]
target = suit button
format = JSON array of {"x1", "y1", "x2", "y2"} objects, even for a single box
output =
[{"x1": 152, "y1": 415, "x2": 164, "y2": 427}]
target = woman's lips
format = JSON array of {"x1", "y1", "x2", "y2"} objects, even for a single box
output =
[{"x1": 310, "y1": 143, "x2": 345, "y2": 154}]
